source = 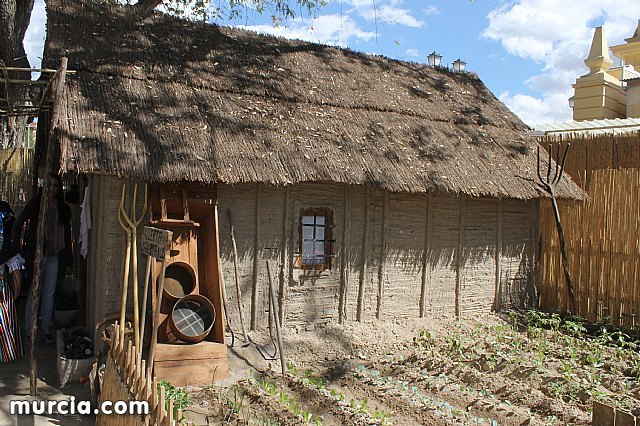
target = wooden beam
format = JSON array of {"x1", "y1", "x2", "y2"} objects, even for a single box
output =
[
  {"x1": 420, "y1": 194, "x2": 432, "y2": 318},
  {"x1": 338, "y1": 185, "x2": 352, "y2": 324},
  {"x1": 494, "y1": 198, "x2": 503, "y2": 312},
  {"x1": 0, "y1": 79, "x2": 49, "y2": 85},
  {"x1": 376, "y1": 191, "x2": 389, "y2": 319},
  {"x1": 356, "y1": 187, "x2": 369, "y2": 321},
  {"x1": 0, "y1": 66, "x2": 76, "y2": 73},
  {"x1": 278, "y1": 186, "x2": 290, "y2": 325},
  {"x1": 202, "y1": 199, "x2": 225, "y2": 343},
  {"x1": 455, "y1": 196, "x2": 466, "y2": 318},
  {"x1": 29, "y1": 57, "x2": 68, "y2": 397},
  {"x1": 251, "y1": 183, "x2": 262, "y2": 330},
  {"x1": 530, "y1": 199, "x2": 539, "y2": 310}
]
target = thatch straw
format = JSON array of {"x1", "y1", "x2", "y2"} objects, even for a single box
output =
[{"x1": 44, "y1": 0, "x2": 582, "y2": 200}]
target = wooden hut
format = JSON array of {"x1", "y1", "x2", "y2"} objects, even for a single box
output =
[{"x1": 42, "y1": 0, "x2": 583, "y2": 344}]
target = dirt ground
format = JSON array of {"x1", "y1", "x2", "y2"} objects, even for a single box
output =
[{"x1": 184, "y1": 311, "x2": 640, "y2": 425}]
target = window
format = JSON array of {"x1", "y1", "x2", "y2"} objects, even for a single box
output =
[{"x1": 299, "y1": 208, "x2": 333, "y2": 270}]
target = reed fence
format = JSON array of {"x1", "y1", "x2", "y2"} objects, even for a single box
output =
[
  {"x1": 539, "y1": 132, "x2": 640, "y2": 327},
  {"x1": 0, "y1": 147, "x2": 34, "y2": 212},
  {"x1": 96, "y1": 325, "x2": 192, "y2": 426}
]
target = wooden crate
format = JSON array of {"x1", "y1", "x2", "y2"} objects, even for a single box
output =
[{"x1": 154, "y1": 341, "x2": 228, "y2": 387}]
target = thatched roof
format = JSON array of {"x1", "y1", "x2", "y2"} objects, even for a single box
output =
[{"x1": 43, "y1": 0, "x2": 582, "y2": 199}]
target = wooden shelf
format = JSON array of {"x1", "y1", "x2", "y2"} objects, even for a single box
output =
[{"x1": 150, "y1": 219, "x2": 200, "y2": 228}]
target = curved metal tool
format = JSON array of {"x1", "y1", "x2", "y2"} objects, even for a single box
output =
[{"x1": 537, "y1": 144, "x2": 574, "y2": 312}]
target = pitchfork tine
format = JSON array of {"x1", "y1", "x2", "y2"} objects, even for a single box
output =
[
  {"x1": 552, "y1": 144, "x2": 560, "y2": 184},
  {"x1": 546, "y1": 144, "x2": 553, "y2": 183},
  {"x1": 537, "y1": 146, "x2": 544, "y2": 183},
  {"x1": 555, "y1": 143, "x2": 570, "y2": 185}
]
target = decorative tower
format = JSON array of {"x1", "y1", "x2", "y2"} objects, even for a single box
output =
[
  {"x1": 611, "y1": 20, "x2": 640, "y2": 118},
  {"x1": 572, "y1": 26, "x2": 626, "y2": 120}
]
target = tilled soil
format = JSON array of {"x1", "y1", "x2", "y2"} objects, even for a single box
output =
[{"x1": 187, "y1": 313, "x2": 640, "y2": 425}]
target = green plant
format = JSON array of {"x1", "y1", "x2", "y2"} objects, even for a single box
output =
[
  {"x1": 584, "y1": 345, "x2": 603, "y2": 367},
  {"x1": 507, "y1": 310, "x2": 520, "y2": 331},
  {"x1": 278, "y1": 391, "x2": 289, "y2": 404},
  {"x1": 448, "y1": 334, "x2": 464, "y2": 360},
  {"x1": 223, "y1": 385, "x2": 246, "y2": 421},
  {"x1": 414, "y1": 328, "x2": 434, "y2": 349},
  {"x1": 158, "y1": 380, "x2": 189, "y2": 411},
  {"x1": 562, "y1": 319, "x2": 586, "y2": 336}
]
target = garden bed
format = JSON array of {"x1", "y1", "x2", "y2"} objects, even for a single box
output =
[{"x1": 184, "y1": 311, "x2": 640, "y2": 425}]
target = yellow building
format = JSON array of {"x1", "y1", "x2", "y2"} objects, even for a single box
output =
[{"x1": 572, "y1": 20, "x2": 640, "y2": 121}]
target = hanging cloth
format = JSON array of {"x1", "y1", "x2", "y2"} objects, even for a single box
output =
[{"x1": 79, "y1": 186, "x2": 92, "y2": 258}]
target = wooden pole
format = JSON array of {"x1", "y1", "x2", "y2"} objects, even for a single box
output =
[
  {"x1": 376, "y1": 191, "x2": 389, "y2": 319},
  {"x1": 494, "y1": 198, "x2": 503, "y2": 312},
  {"x1": 338, "y1": 185, "x2": 351, "y2": 324},
  {"x1": 130, "y1": 185, "x2": 140, "y2": 349},
  {"x1": 138, "y1": 254, "x2": 152, "y2": 361},
  {"x1": 266, "y1": 261, "x2": 286, "y2": 375},
  {"x1": 117, "y1": 184, "x2": 133, "y2": 337},
  {"x1": 227, "y1": 210, "x2": 249, "y2": 343},
  {"x1": 29, "y1": 57, "x2": 68, "y2": 396},
  {"x1": 219, "y1": 265, "x2": 235, "y2": 344},
  {"x1": 251, "y1": 183, "x2": 261, "y2": 331},
  {"x1": 456, "y1": 196, "x2": 465, "y2": 318},
  {"x1": 419, "y1": 193, "x2": 432, "y2": 317},
  {"x1": 278, "y1": 186, "x2": 290, "y2": 325},
  {"x1": 148, "y1": 262, "x2": 166, "y2": 372},
  {"x1": 356, "y1": 186, "x2": 369, "y2": 322}
]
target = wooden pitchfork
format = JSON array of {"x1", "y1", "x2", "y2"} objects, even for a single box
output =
[
  {"x1": 537, "y1": 144, "x2": 575, "y2": 313},
  {"x1": 118, "y1": 183, "x2": 148, "y2": 350}
]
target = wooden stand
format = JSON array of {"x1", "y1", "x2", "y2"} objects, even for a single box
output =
[
  {"x1": 149, "y1": 182, "x2": 228, "y2": 384},
  {"x1": 154, "y1": 341, "x2": 228, "y2": 386}
]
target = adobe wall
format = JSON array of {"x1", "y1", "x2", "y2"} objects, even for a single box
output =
[
  {"x1": 87, "y1": 177, "x2": 538, "y2": 337},
  {"x1": 217, "y1": 183, "x2": 538, "y2": 329}
]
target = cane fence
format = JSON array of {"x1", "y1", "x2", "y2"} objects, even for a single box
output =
[
  {"x1": 96, "y1": 324, "x2": 192, "y2": 426},
  {"x1": 539, "y1": 132, "x2": 640, "y2": 327},
  {"x1": 0, "y1": 147, "x2": 33, "y2": 212}
]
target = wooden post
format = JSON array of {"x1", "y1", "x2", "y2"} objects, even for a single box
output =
[
  {"x1": 148, "y1": 263, "x2": 166, "y2": 376},
  {"x1": 338, "y1": 185, "x2": 351, "y2": 324},
  {"x1": 456, "y1": 196, "x2": 466, "y2": 318},
  {"x1": 30, "y1": 57, "x2": 68, "y2": 396},
  {"x1": 251, "y1": 183, "x2": 261, "y2": 330},
  {"x1": 356, "y1": 186, "x2": 369, "y2": 322},
  {"x1": 117, "y1": 185, "x2": 133, "y2": 337},
  {"x1": 266, "y1": 261, "x2": 287, "y2": 375},
  {"x1": 494, "y1": 198, "x2": 503, "y2": 312},
  {"x1": 278, "y1": 186, "x2": 290, "y2": 325},
  {"x1": 420, "y1": 193, "x2": 432, "y2": 318},
  {"x1": 138, "y1": 255, "x2": 152, "y2": 363},
  {"x1": 376, "y1": 191, "x2": 389, "y2": 319},
  {"x1": 140, "y1": 226, "x2": 172, "y2": 375},
  {"x1": 227, "y1": 210, "x2": 249, "y2": 343}
]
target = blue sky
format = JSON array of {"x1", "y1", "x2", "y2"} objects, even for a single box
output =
[{"x1": 25, "y1": 0, "x2": 640, "y2": 125}]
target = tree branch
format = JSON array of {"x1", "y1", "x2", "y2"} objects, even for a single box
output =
[{"x1": 133, "y1": 0, "x2": 163, "y2": 15}]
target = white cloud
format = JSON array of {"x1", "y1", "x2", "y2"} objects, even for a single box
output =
[
  {"x1": 238, "y1": 14, "x2": 376, "y2": 46},
  {"x1": 500, "y1": 90, "x2": 573, "y2": 126},
  {"x1": 484, "y1": 0, "x2": 640, "y2": 124},
  {"x1": 24, "y1": 0, "x2": 46, "y2": 69},
  {"x1": 422, "y1": 6, "x2": 440, "y2": 16},
  {"x1": 404, "y1": 48, "x2": 420, "y2": 58},
  {"x1": 345, "y1": 0, "x2": 425, "y2": 28}
]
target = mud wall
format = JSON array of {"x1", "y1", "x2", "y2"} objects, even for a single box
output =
[
  {"x1": 217, "y1": 183, "x2": 538, "y2": 330},
  {"x1": 87, "y1": 178, "x2": 538, "y2": 335}
]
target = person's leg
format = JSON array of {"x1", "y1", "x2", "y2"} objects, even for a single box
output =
[{"x1": 39, "y1": 254, "x2": 59, "y2": 337}]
